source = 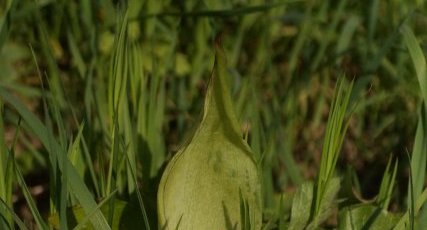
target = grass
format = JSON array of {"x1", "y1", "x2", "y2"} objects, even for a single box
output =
[{"x1": 0, "y1": 0, "x2": 427, "y2": 229}]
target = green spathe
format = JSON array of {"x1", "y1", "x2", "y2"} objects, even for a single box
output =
[{"x1": 158, "y1": 44, "x2": 262, "y2": 229}]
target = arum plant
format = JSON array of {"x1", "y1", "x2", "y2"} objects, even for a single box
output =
[{"x1": 157, "y1": 41, "x2": 262, "y2": 229}]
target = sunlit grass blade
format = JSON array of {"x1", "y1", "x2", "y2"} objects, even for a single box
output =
[{"x1": 313, "y1": 76, "x2": 354, "y2": 222}]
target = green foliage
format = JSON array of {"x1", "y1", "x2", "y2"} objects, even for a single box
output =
[{"x1": 288, "y1": 182, "x2": 313, "y2": 230}]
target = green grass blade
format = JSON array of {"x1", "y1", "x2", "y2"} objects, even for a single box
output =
[
  {"x1": 377, "y1": 157, "x2": 398, "y2": 210},
  {"x1": 73, "y1": 190, "x2": 118, "y2": 230},
  {"x1": 125, "y1": 151, "x2": 151, "y2": 229},
  {"x1": 401, "y1": 25, "x2": 427, "y2": 103},
  {"x1": 313, "y1": 77, "x2": 354, "y2": 219},
  {"x1": 0, "y1": 88, "x2": 111, "y2": 229},
  {"x1": 401, "y1": 24, "x2": 427, "y2": 229},
  {"x1": 0, "y1": 0, "x2": 17, "y2": 51},
  {"x1": 0, "y1": 94, "x2": 13, "y2": 229},
  {"x1": 0, "y1": 198, "x2": 28, "y2": 230},
  {"x1": 14, "y1": 157, "x2": 48, "y2": 229}
]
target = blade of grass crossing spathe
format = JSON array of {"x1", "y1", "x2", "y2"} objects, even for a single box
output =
[
  {"x1": 239, "y1": 190, "x2": 252, "y2": 230},
  {"x1": 314, "y1": 77, "x2": 353, "y2": 218},
  {"x1": 0, "y1": 88, "x2": 111, "y2": 229}
]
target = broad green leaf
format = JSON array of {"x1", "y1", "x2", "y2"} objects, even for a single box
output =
[
  {"x1": 309, "y1": 177, "x2": 340, "y2": 229},
  {"x1": 338, "y1": 204, "x2": 401, "y2": 230},
  {"x1": 288, "y1": 182, "x2": 313, "y2": 230},
  {"x1": 157, "y1": 44, "x2": 262, "y2": 229}
]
